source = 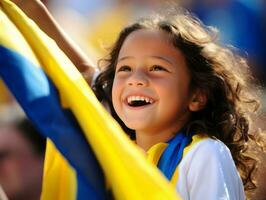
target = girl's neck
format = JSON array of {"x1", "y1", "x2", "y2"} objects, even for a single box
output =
[{"x1": 135, "y1": 129, "x2": 177, "y2": 151}]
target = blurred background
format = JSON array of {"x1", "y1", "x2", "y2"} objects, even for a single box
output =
[
  {"x1": 0, "y1": 0, "x2": 265, "y2": 109},
  {"x1": 0, "y1": 0, "x2": 265, "y2": 199}
]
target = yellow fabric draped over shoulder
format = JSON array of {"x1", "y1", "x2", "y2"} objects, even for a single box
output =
[{"x1": 0, "y1": 0, "x2": 181, "y2": 199}]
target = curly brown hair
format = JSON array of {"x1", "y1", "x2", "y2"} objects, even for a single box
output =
[{"x1": 93, "y1": 8, "x2": 263, "y2": 196}]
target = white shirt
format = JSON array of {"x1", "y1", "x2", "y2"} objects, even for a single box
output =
[{"x1": 176, "y1": 138, "x2": 245, "y2": 200}]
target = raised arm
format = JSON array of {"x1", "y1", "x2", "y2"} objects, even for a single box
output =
[{"x1": 10, "y1": 0, "x2": 96, "y2": 84}]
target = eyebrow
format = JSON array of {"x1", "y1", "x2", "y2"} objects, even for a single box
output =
[
  {"x1": 150, "y1": 55, "x2": 174, "y2": 65},
  {"x1": 118, "y1": 55, "x2": 174, "y2": 65},
  {"x1": 117, "y1": 56, "x2": 133, "y2": 62}
]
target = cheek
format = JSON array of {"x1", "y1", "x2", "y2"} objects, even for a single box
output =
[
  {"x1": 0, "y1": 159, "x2": 22, "y2": 185},
  {"x1": 160, "y1": 78, "x2": 191, "y2": 106}
]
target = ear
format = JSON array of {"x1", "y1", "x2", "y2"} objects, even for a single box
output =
[{"x1": 189, "y1": 89, "x2": 207, "y2": 112}]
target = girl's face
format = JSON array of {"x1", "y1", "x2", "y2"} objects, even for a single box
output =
[{"x1": 112, "y1": 29, "x2": 194, "y2": 136}]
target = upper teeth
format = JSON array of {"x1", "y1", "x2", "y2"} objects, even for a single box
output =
[{"x1": 127, "y1": 96, "x2": 154, "y2": 104}]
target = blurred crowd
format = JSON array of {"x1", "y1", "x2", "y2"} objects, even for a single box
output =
[{"x1": 0, "y1": 0, "x2": 265, "y2": 199}]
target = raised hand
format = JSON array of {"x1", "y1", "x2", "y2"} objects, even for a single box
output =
[{"x1": 8, "y1": 0, "x2": 96, "y2": 84}]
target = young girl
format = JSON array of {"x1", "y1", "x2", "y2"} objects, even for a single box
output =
[
  {"x1": 92, "y1": 11, "x2": 255, "y2": 200},
  {"x1": 10, "y1": 0, "x2": 264, "y2": 199}
]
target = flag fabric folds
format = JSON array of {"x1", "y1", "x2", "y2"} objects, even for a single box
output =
[
  {"x1": 0, "y1": 5, "x2": 108, "y2": 200},
  {"x1": 0, "y1": 0, "x2": 181, "y2": 199}
]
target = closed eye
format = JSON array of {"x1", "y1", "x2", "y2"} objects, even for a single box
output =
[
  {"x1": 116, "y1": 65, "x2": 132, "y2": 73},
  {"x1": 150, "y1": 65, "x2": 169, "y2": 72}
]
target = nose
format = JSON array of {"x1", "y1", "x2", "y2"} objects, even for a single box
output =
[{"x1": 127, "y1": 70, "x2": 148, "y2": 87}]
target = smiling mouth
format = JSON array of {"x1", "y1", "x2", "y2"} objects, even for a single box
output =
[{"x1": 126, "y1": 96, "x2": 154, "y2": 107}]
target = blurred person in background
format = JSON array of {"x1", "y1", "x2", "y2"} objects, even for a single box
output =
[{"x1": 0, "y1": 116, "x2": 46, "y2": 200}]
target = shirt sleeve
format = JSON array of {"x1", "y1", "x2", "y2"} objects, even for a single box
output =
[{"x1": 176, "y1": 139, "x2": 245, "y2": 200}]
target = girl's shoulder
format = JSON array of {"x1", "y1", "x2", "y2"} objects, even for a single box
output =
[
  {"x1": 178, "y1": 136, "x2": 244, "y2": 191},
  {"x1": 183, "y1": 136, "x2": 234, "y2": 166},
  {"x1": 176, "y1": 136, "x2": 245, "y2": 200},
  {"x1": 178, "y1": 135, "x2": 239, "y2": 179}
]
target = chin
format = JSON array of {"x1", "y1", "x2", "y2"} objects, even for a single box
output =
[{"x1": 124, "y1": 121, "x2": 149, "y2": 132}]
